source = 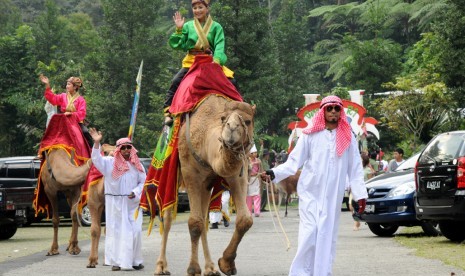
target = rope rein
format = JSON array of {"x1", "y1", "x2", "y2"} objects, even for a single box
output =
[{"x1": 264, "y1": 177, "x2": 291, "y2": 250}]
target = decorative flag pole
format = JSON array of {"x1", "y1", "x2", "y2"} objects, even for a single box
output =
[{"x1": 128, "y1": 60, "x2": 143, "y2": 141}]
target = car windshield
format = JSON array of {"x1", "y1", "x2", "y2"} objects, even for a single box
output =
[
  {"x1": 418, "y1": 132, "x2": 465, "y2": 164},
  {"x1": 395, "y1": 152, "x2": 420, "y2": 171}
]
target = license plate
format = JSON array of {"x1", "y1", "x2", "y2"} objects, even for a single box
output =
[
  {"x1": 15, "y1": 209, "x2": 25, "y2": 217},
  {"x1": 365, "y1": 204, "x2": 375, "y2": 213},
  {"x1": 426, "y1": 180, "x2": 441, "y2": 191}
]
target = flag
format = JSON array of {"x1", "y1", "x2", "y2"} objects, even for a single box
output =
[{"x1": 128, "y1": 60, "x2": 143, "y2": 141}]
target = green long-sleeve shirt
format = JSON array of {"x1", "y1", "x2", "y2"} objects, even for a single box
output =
[{"x1": 169, "y1": 19, "x2": 227, "y2": 66}]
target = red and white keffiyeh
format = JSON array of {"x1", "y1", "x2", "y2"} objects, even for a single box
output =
[
  {"x1": 302, "y1": 95, "x2": 352, "y2": 156},
  {"x1": 112, "y1": 137, "x2": 144, "y2": 179}
]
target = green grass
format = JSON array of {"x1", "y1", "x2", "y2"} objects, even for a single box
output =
[{"x1": 395, "y1": 226, "x2": 465, "y2": 271}]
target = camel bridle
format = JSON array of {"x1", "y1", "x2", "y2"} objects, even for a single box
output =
[
  {"x1": 218, "y1": 111, "x2": 253, "y2": 178},
  {"x1": 218, "y1": 111, "x2": 253, "y2": 156},
  {"x1": 184, "y1": 104, "x2": 253, "y2": 176}
]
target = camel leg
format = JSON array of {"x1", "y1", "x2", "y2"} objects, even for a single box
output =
[
  {"x1": 154, "y1": 207, "x2": 172, "y2": 275},
  {"x1": 87, "y1": 203, "x2": 102, "y2": 267},
  {"x1": 218, "y1": 177, "x2": 253, "y2": 276},
  {"x1": 66, "y1": 188, "x2": 81, "y2": 255},
  {"x1": 44, "y1": 187, "x2": 60, "y2": 256},
  {"x1": 185, "y1": 175, "x2": 216, "y2": 276},
  {"x1": 285, "y1": 194, "x2": 290, "y2": 217},
  {"x1": 87, "y1": 181, "x2": 104, "y2": 268},
  {"x1": 199, "y1": 189, "x2": 220, "y2": 276}
]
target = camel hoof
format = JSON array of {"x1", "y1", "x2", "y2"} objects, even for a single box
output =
[
  {"x1": 218, "y1": 257, "x2": 237, "y2": 276},
  {"x1": 69, "y1": 249, "x2": 81, "y2": 255},
  {"x1": 46, "y1": 251, "x2": 59, "y2": 256},
  {"x1": 204, "y1": 271, "x2": 221, "y2": 276},
  {"x1": 87, "y1": 259, "x2": 98, "y2": 268},
  {"x1": 187, "y1": 266, "x2": 201, "y2": 276},
  {"x1": 154, "y1": 263, "x2": 171, "y2": 275},
  {"x1": 67, "y1": 246, "x2": 81, "y2": 255}
]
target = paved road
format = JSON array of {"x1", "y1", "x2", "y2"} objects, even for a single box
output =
[{"x1": 1, "y1": 207, "x2": 463, "y2": 276}]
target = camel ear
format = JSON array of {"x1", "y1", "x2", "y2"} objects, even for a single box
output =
[{"x1": 251, "y1": 104, "x2": 256, "y2": 114}]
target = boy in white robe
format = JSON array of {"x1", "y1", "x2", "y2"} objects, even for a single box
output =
[
  {"x1": 89, "y1": 128, "x2": 146, "y2": 271},
  {"x1": 262, "y1": 95, "x2": 368, "y2": 276}
]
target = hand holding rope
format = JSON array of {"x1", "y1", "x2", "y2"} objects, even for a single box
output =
[{"x1": 260, "y1": 170, "x2": 291, "y2": 251}]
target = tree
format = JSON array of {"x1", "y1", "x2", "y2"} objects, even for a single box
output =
[
  {"x1": 0, "y1": 0, "x2": 21, "y2": 35},
  {"x1": 344, "y1": 37, "x2": 402, "y2": 95},
  {"x1": 32, "y1": 0, "x2": 68, "y2": 64},
  {"x1": 213, "y1": 0, "x2": 284, "y2": 136},
  {"x1": 84, "y1": 0, "x2": 173, "y2": 155},
  {"x1": 378, "y1": 79, "x2": 453, "y2": 151},
  {"x1": 271, "y1": 0, "x2": 326, "y2": 134},
  {"x1": 0, "y1": 25, "x2": 42, "y2": 156}
]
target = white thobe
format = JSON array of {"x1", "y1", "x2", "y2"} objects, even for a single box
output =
[
  {"x1": 91, "y1": 147, "x2": 146, "y2": 270},
  {"x1": 272, "y1": 130, "x2": 367, "y2": 276}
]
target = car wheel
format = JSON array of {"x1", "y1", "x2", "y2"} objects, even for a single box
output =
[
  {"x1": 439, "y1": 220, "x2": 465, "y2": 242},
  {"x1": 80, "y1": 204, "x2": 92, "y2": 227},
  {"x1": 420, "y1": 221, "x2": 441, "y2": 237},
  {"x1": 0, "y1": 221, "x2": 18, "y2": 240},
  {"x1": 367, "y1": 223, "x2": 399, "y2": 237}
]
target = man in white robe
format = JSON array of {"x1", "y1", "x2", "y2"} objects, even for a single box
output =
[
  {"x1": 262, "y1": 95, "x2": 368, "y2": 276},
  {"x1": 89, "y1": 128, "x2": 146, "y2": 271}
]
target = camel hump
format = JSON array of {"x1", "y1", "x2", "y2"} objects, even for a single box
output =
[{"x1": 223, "y1": 98, "x2": 255, "y2": 114}]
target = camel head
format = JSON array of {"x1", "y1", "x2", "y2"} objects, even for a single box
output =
[
  {"x1": 101, "y1": 143, "x2": 116, "y2": 156},
  {"x1": 220, "y1": 101, "x2": 255, "y2": 154}
]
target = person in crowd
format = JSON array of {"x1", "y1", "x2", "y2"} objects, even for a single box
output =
[
  {"x1": 259, "y1": 139, "x2": 271, "y2": 171},
  {"x1": 163, "y1": 0, "x2": 237, "y2": 126},
  {"x1": 261, "y1": 95, "x2": 368, "y2": 276},
  {"x1": 247, "y1": 144, "x2": 262, "y2": 217},
  {"x1": 89, "y1": 128, "x2": 146, "y2": 271},
  {"x1": 350, "y1": 153, "x2": 373, "y2": 231},
  {"x1": 376, "y1": 149, "x2": 388, "y2": 172},
  {"x1": 259, "y1": 141, "x2": 270, "y2": 193},
  {"x1": 209, "y1": 188, "x2": 231, "y2": 229},
  {"x1": 368, "y1": 151, "x2": 379, "y2": 174},
  {"x1": 387, "y1": 148, "x2": 405, "y2": 173},
  {"x1": 39, "y1": 74, "x2": 93, "y2": 147}
]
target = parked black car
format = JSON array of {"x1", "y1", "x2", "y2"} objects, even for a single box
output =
[
  {"x1": 0, "y1": 187, "x2": 33, "y2": 239},
  {"x1": 362, "y1": 153, "x2": 440, "y2": 237},
  {"x1": 415, "y1": 130, "x2": 465, "y2": 242},
  {"x1": 0, "y1": 156, "x2": 42, "y2": 232},
  {"x1": 0, "y1": 156, "x2": 91, "y2": 227}
]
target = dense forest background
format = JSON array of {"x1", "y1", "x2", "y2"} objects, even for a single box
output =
[{"x1": 1, "y1": 0, "x2": 465, "y2": 158}]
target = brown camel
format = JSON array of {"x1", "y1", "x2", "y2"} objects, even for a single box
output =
[
  {"x1": 40, "y1": 148, "x2": 91, "y2": 256},
  {"x1": 177, "y1": 95, "x2": 255, "y2": 276},
  {"x1": 85, "y1": 144, "x2": 115, "y2": 268},
  {"x1": 149, "y1": 95, "x2": 255, "y2": 276},
  {"x1": 277, "y1": 170, "x2": 300, "y2": 217}
]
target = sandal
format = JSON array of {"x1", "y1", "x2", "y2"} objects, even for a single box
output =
[
  {"x1": 164, "y1": 116, "x2": 173, "y2": 126},
  {"x1": 132, "y1": 264, "x2": 144, "y2": 270}
]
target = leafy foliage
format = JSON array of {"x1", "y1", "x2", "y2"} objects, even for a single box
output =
[{"x1": 1, "y1": 0, "x2": 465, "y2": 157}]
